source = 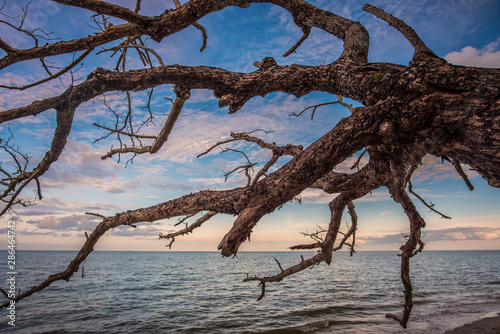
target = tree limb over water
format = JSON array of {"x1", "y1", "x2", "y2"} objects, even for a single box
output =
[{"x1": 1, "y1": 0, "x2": 499, "y2": 328}]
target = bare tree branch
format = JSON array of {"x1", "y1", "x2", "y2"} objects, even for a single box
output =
[
  {"x1": 97, "y1": 44, "x2": 165, "y2": 66},
  {"x1": 289, "y1": 95, "x2": 354, "y2": 119},
  {"x1": 283, "y1": 26, "x2": 311, "y2": 57},
  {"x1": 363, "y1": 4, "x2": 439, "y2": 61},
  {"x1": 0, "y1": 49, "x2": 94, "y2": 90},
  {"x1": 159, "y1": 211, "x2": 218, "y2": 248},
  {"x1": 244, "y1": 189, "x2": 372, "y2": 301},
  {"x1": 405, "y1": 164, "x2": 452, "y2": 219},
  {"x1": 452, "y1": 159, "x2": 474, "y2": 191},
  {"x1": 1, "y1": 0, "x2": 369, "y2": 70},
  {"x1": 386, "y1": 157, "x2": 427, "y2": 328},
  {"x1": 0, "y1": 2, "x2": 498, "y2": 330},
  {"x1": 54, "y1": 0, "x2": 149, "y2": 25},
  {"x1": 93, "y1": 123, "x2": 158, "y2": 139},
  {"x1": 0, "y1": 106, "x2": 75, "y2": 216}
]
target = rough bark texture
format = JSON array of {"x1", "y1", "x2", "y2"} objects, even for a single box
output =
[{"x1": 0, "y1": 0, "x2": 498, "y2": 329}]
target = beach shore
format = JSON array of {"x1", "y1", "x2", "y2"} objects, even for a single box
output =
[{"x1": 444, "y1": 315, "x2": 500, "y2": 334}]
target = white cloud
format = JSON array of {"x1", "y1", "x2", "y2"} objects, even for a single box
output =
[
  {"x1": 445, "y1": 39, "x2": 500, "y2": 68},
  {"x1": 298, "y1": 188, "x2": 391, "y2": 204},
  {"x1": 299, "y1": 189, "x2": 338, "y2": 204}
]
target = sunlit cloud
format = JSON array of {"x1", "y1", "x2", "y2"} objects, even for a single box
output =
[
  {"x1": 427, "y1": 227, "x2": 500, "y2": 242},
  {"x1": 0, "y1": 72, "x2": 70, "y2": 112},
  {"x1": 298, "y1": 188, "x2": 391, "y2": 204},
  {"x1": 445, "y1": 39, "x2": 500, "y2": 68},
  {"x1": 299, "y1": 189, "x2": 338, "y2": 204},
  {"x1": 333, "y1": 153, "x2": 369, "y2": 173}
]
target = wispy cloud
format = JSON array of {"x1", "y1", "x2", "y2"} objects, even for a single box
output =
[
  {"x1": 41, "y1": 140, "x2": 145, "y2": 194},
  {"x1": 108, "y1": 224, "x2": 165, "y2": 237},
  {"x1": 359, "y1": 226, "x2": 500, "y2": 246},
  {"x1": 0, "y1": 197, "x2": 119, "y2": 239},
  {"x1": 411, "y1": 155, "x2": 478, "y2": 183},
  {"x1": 13, "y1": 197, "x2": 117, "y2": 216},
  {"x1": 26, "y1": 214, "x2": 100, "y2": 231},
  {"x1": 378, "y1": 211, "x2": 392, "y2": 216}
]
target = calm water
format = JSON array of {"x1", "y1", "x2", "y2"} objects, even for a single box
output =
[{"x1": 0, "y1": 250, "x2": 499, "y2": 333}]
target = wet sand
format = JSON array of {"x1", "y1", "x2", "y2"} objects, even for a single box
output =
[{"x1": 444, "y1": 315, "x2": 500, "y2": 333}]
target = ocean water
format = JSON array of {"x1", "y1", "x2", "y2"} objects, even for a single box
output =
[{"x1": 0, "y1": 250, "x2": 499, "y2": 333}]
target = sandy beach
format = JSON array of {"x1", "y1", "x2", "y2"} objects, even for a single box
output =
[{"x1": 444, "y1": 315, "x2": 500, "y2": 334}]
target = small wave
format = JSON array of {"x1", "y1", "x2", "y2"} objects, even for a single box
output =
[
  {"x1": 265, "y1": 319, "x2": 331, "y2": 333},
  {"x1": 289, "y1": 305, "x2": 368, "y2": 318},
  {"x1": 289, "y1": 319, "x2": 331, "y2": 333},
  {"x1": 481, "y1": 311, "x2": 500, "y2": 319},
  {"x1": 266, "y1": 318, "x2": 380, "y2": 334},
  {"x1": 413, "y1": 298, "x2": 437, "y2": 305}
]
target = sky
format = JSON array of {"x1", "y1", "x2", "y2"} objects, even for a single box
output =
[{"x1": 0, "y1": 0, "x2": 499, "y2": 253}]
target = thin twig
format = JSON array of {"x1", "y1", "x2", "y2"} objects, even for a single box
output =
[
  {"x1": 283, "y1": 26, "x2": 311, "y2": 57},
  {"x1": 290, "y1": 95, "x2": 353, "y2": 119},
  {"x1": 0, "y1": 49, "x2": 93, "y2": 90},
  {"x1": 350, "y1": 148, "x2": 367, "y2": 171},
  {"x1": 93, "y1": 123, "x2": 158, "y2": 139},
  {"x1": 173, "y1": 0, "x2": 208, "y2": 52},
  {"x1": 452, "y1": 159, "x2": 474, "y2": 191},
  {"x1": 363, "y1": 4, "x2": 438, "y2": 61},
  {"x1": 97, "y1": 44, "x2": 165, "y2": 66}
]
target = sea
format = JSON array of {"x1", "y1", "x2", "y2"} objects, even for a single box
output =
[{"x1": 0, "y1": 250, "x2": 499, "y2": 333}]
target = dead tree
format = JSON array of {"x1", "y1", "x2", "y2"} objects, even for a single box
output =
[{"x1": 0, "y1": 0, "x2": 499, "y2": 328}]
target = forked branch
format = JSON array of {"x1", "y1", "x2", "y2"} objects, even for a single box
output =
[
  {"x1": 198, "y1": 130, "x2": 303, "y2": 185},
  {"x1": 283, "y1": 26, "x2": 311, "y2": 57},
  {"x1": 452, "y1": 159, "x2": 474, "y2": 191},
  {"x1": 244, "y1": 190, "x2": 369, "y2": 301},
  {"x1": 289, "y1": 95, "x2": 354, "y2": 119},
  {"x1": 0, "y1": 49, "x2": 94, "y2": 90},
  {"x1": 100, "y1": 85, "x2": 191, "y2": 160},
  {"x1": 0, "y1": 106, "x2": 76, "y2": 216},
  {"x1": 160, "y1": 211, "x2": 218, "y2": 248},
  {"x1": 386, "y1": 160, "x2": 426, "y2": 328},
  {"x1": 405, "y1": 164, "x2": 451, "y2": 219}
]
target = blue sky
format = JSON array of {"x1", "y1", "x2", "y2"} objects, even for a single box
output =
[{"x1": 0, "y1": 0, "x2": 499, "y2": 252}]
